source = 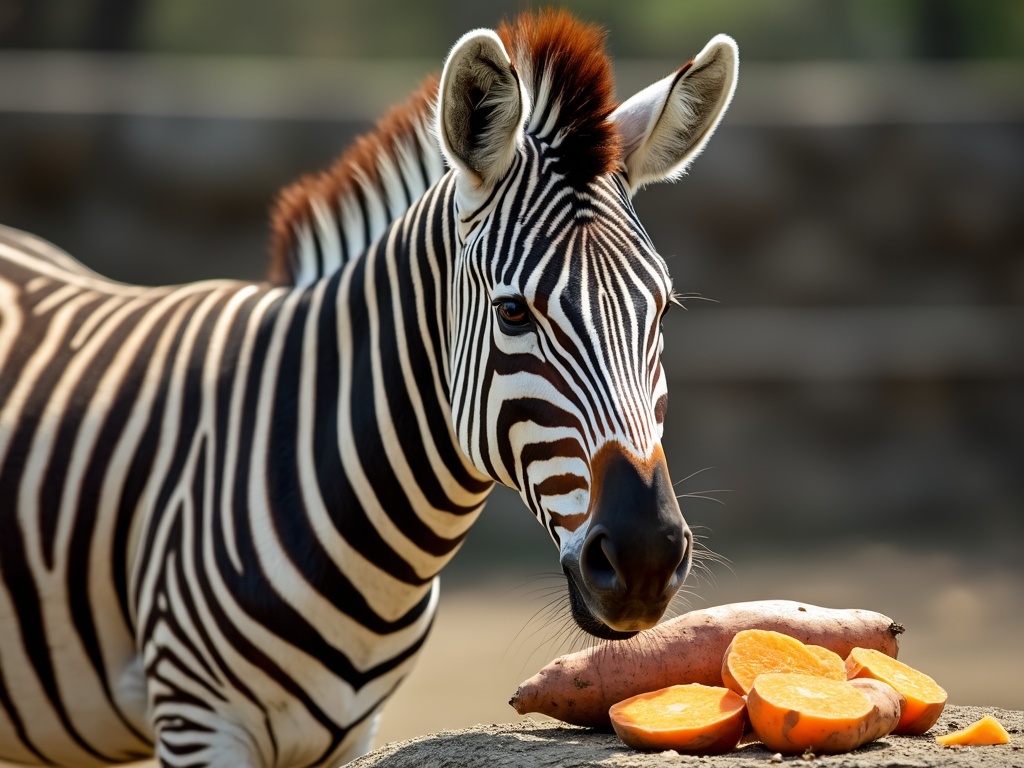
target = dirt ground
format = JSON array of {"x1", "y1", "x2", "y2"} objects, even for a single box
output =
[
  {"x1": 1, "y1": 543, "x2": 1020, "y2": 766},
  {"x1": 353, "y1": 706, "x2": 1024, "y2": 767}
]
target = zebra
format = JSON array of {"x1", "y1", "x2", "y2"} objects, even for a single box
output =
[{"x1": 0, "y1": 10, "x2": 737, "y2": 768}]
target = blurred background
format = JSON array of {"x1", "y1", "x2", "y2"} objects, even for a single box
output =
[{"x1": 1, "y1": 0, "x2": 1021, "y2": 756}]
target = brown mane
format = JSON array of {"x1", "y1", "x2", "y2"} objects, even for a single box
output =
[
  {"x1": 267, "y1": 10, "x2": 621, "y2": 285},
  {"x1": 498, "y1": 9, "x2": 620, "y2": 184},
  {"x1": 267, "y1": 74, "x2": 439, "y2": 285}
]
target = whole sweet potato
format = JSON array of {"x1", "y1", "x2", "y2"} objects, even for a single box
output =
[{"x1": 510, "y1": 599, "x2": 902, "y2": 727}]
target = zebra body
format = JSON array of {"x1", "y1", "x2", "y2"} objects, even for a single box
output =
[
  {"x1": 0, "y1": 11, "x2": 737, "y2": 767},
  {"x1": 0, "y1": 180, "x2": 475, "y2": 765}
]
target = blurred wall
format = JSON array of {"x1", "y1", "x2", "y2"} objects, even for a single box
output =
[{"x1": 0, "y1": 0, "x2": 1021, "y2": 575}]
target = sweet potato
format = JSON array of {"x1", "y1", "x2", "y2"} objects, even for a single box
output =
[
  {"x1": 721, "y1": 629, "x2": 846, "y2": 695},
  {"x1": 510, "y1": 600, "x2": 902, "y2": 727},
  {"x1": 935, "y1": 714, "x2": 1010, "y2": 747},
  {"x1": 608, "y1": 683, "x2": 746, "y2": 754},
  {"x1": 845, "y1": 646, "x2": 946, "y2": 734},
  {"x1": 848, "y1": 678, "x2": 905, "y2": 742},
  {"x1": 747, "y1": 673, "x2": 883, "y2": 754}
]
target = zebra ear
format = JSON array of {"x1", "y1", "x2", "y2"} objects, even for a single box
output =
[
  {"x1": 611, "y1": 34, "x2": 738, "y2": 193},
  {"x1": 437, "y1": 29, "x2": 526, "y2": 193}
]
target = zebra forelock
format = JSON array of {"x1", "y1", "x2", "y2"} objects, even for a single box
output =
[{"x1": 497, "y1": 9, "x2": 620, "y2": 186}]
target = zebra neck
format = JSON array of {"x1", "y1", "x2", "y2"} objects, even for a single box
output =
[{"x1": 286, "y1": 201, "x2": 493, "y2": 615}]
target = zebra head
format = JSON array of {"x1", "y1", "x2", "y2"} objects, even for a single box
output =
[{"x1": 437, "y1": 12, "x2": 738, "y2": 639}]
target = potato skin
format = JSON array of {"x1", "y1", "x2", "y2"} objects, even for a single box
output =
[
  {"x1": 895, "y1": 702, "x2": 947, "y2": 735},
  {"x1": 612, "y1": 716, "x2": 744, "y2": 753},
  {"x1": 747, "y1": 695, "x2": 867, "y2": 754},
  {"x1": 848, "y1": 678, "x2": 904, "y2": 742},
  {"x1": 845, "y1": 647, "x2": 945, "y2": 735},
  {"x1": 510, "y1": 600, "x2": 902, "y2": 727}
]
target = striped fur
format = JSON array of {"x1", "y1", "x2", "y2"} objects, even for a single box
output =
[
  {"x1": 0, "y1": 176, "x2": 485, "y2": 765},
  {"x1": 0, "y1": 10, "x2": 737, "y2": 767}
]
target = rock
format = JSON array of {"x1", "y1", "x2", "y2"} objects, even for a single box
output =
[{"x1": 351, "y1": 705, "x2": 1023, "y2": 768}]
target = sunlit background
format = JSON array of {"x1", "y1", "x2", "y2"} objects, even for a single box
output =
[{"x1": 1, "y1": 0, "x2": 1022, "y2": 756}]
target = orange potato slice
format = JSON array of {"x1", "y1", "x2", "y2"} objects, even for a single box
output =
[
  {"x1": 609, "y1": 683, "x2": 747, "y2": 754},
  {"x1": 747, "y1": 673, "x2": 878, "y2": 754},
  {"x1": 722, "y1": 628, "x2": 846, "y2": 696}
]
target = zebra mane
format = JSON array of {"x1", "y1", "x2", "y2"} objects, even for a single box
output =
[
  {"x1": 267, "y1": 74, "x2": 444, "y2": 286},
  {"x1": 497, "y1": 8, "x2": 619, "y2": 185},
  {"x1": 267, "y1": 10, "x2": 619, "y2": 286}
]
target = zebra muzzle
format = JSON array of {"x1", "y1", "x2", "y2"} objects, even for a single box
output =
[{"x1": 563, "y1": 442, "x2": 691, "y2": 637}]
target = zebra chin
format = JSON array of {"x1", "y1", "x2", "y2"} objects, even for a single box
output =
[{"x1": 558, "y1": 442, "x2": 693, "y2": 640}]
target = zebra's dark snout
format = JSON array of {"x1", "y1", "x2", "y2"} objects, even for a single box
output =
[{"x1": 569, "y1": 443, "x2": 692, "y2": 637}]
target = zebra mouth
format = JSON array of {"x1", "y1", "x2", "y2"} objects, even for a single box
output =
[{"x1": 563, "y1": 569, "x2": 639, "y2": 641}]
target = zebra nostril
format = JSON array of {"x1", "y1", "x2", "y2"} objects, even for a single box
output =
[{"x1": 581, "y1": 526, "x2": 623, "y2": 593}]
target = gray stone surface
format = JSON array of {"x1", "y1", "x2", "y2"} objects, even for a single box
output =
[{"x1": 351, "y1": 705, "x2": 1022, "y2": 768}]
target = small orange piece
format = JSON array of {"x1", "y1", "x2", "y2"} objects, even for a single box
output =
[
  {"x1": 722, "y1": 629, "x2": 846, "y2": 696},
  {"x1": 609, "y1": 683, "x2": 747, "y2": 754},
  {"x1": 747, "y1": 673, "x2": 875, "y2": 754},
  {"x1": 845, "y1": 647, "x2": 947, "y2": 734},
  {"x1": 936, "y1": 715, "x2": 1011, "y2": 747}
]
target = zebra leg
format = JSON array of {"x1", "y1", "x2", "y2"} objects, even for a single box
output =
[
  {"x1": 321, "y1": 711, "x2": 382, "y2": 767},
  {"x1": 151, "y1": 711, "x2": 267, "y2": 768},
  {"x1": 140, "y1": 612, "x2": 274, "y2": 767},
  {"x1": 149, "y1": 700, "x2": 383, "y2": 768}
]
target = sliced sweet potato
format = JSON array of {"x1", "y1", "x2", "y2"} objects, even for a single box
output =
[
  {"x1": 845, "y1": 646, "x2": 946, "y2": 734},
  {"x1": 609, "y1": 683, "x2": 747, "y2": 754},
  {"x1": 746, "y1": 673, "x2": 879, "y2": 754},
  {"x1": 936, "y1": 714, "x2": 1011, "y2": 747},
  {"x1": 722, "y1": 629, "x2": 846, "y2": 695},
  {"x1": 510, "y1": 600, "x2": 902, "y2": 727}
]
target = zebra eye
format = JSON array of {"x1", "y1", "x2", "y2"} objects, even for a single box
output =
[{"x1": 493, "y1": 297, "x2": 532, "y2": 332}]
